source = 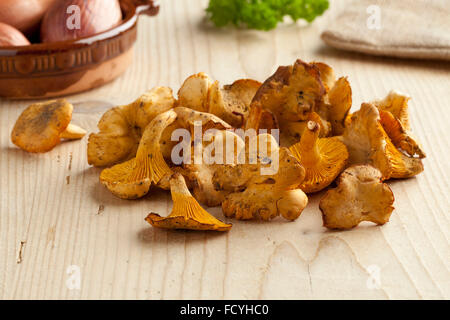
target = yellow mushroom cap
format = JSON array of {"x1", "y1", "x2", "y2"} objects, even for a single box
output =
[
  {"x1": 100, "y1": 107, "x2": 233, "y2": 200},
  {"x1": 145, "y1": 173, "x2": 232, "y2": 231},
  {"x1": 326, "y1": 76, "x2": 352, "y2": 136},
  {"x1": 88, "y1": 87, "x2": 175, "y2": 167},
  {"x1": 379, "y1": 108, "x2": 426, "y2": 159},
  {"x1": 309, "y1": 62, "x2": 353, "y2": 136},
  {"x1": 11, "y1": 99, "x2": 85, "y2": 153},
  {"x1": 177, "y1": 72, "x2": 213, "y2": 112},
  {"x1": 341, "y1": 103, "x2": 423, "y2": 180},
  {"x1": 208, "y1": 79, "x2": 261, "y2": 128},
  {"x1": 369, "y1": 90, "x2": 425, "y2": 158},
  {"x1": 381, "y1": 129, "x2": 424, "y2": 179},
  {"x1": 246, "y1": 59, "x2": 326, "y2": 131},
  {"x1": 99, "y1": 158, "x2": 152, "y2": 200},
  {"x1": 178, "y1": 73, "x2": 261, "y2": 128},
  {"x1": 100, "y1": 109, "x2": 177, "y2": 199},
  {"x1": 289, "y1": 120, "x2": 348, "y2": 193},
  {"x1": 372, "y1": 90, "x2": 411, "y2": 130},
  {"x1": 311, "y1": 62, "x2": 335, "y2": 93}
]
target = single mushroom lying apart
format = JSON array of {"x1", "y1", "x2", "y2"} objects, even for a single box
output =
[
  {"x1": 11, "y1": 99, "x2": 86, "y2": 153},
  {"x1": 100, "y1": 107, "x2": 231, "y2": 199},
  {"x1": 289, "y1": 120, "x2": 348, "y2": 193},
  {"x1": 319, "y1": 165, "x2": 395, "y2": 229},
  {"x1": 145, "y1": 173, "x2": 232, "y2": 231},
  {"x1": 213, "y1": 134, "x2": 308, "y2": 221},
  {"x1": 87, "y1": 87, "x2": 176, "y2": 167}
]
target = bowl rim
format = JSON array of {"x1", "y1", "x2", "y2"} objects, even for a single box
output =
[{"x1": 0, "y1": 0, "x2": 159, "y2": 55}]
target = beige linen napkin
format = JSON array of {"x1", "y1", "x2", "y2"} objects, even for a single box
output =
[{"x1": 321, "y1": 0, "x2": 450, "y2": 60}]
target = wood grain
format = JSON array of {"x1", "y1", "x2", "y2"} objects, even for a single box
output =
[{"x1": 0, "y1": 0, "x2": 449, "y2": 299}]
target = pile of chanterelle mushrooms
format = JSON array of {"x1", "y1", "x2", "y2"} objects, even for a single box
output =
[{"x1": 11, "y1": 59, "x2": 425, "y2": 231}]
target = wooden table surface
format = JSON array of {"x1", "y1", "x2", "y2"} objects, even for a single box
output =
[{"x1": 1, "y1": 0, "x2": 449, "y2": 299}]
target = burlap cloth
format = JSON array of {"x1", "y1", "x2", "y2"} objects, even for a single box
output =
[{"x1": 321, "y1": 0, "x2": 450, "y2": 60}]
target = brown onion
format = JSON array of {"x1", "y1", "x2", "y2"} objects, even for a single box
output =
[
  {"x1": 41, "y1": 0, "x2": 122, "y2": 43},
  {"x1": 0, "y1": 22, "x2": 31, "y2": 47},
  {"x1": 0, "y1": 0, "x2": 56, "y2": 35}
]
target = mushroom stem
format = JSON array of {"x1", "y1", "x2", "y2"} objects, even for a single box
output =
[
  {"x1": 60, "y1": 124, "x2": 87, "y2": 140},
  {"x1": 168, "y1": 175, "x2": 221, "y2": 224},
  {"x1": 298, "y1": 121, "x2": 321, "y2": 167},
  {"x1": 146, "y1": 174, "x2": 232, "y2": 231},
  {"x1": 129, "y1": 110, "x2": 177, "y2": 183}
]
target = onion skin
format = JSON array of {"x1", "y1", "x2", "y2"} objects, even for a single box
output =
[
  {"x1": 0, "y1": 23, "x2": 31, "y2": 47},
  {"x1": 41, "y1": 0, "x2": 122, "y2": 43},
  {"x1": 0, "y1": 0, "x2": 56, "y2": 35}
]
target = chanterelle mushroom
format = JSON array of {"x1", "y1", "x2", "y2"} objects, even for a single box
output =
[
  {"x1": 312, "y1": 62, "x2": 352, "y2": 136},
  {"x1": 379, "y1": 110, "x2": 425, "y2": 158},
  {"x1": 289, "y1": 120, "x2": 348, "y2": 193},
  {"x1": 372, "y1": 91, "x2": 425, "y2": 158},
  {"x1": 208, "y1": 79, "x2": 262, "y2": 127},
  {"x1": 177, "y1": 73, "x2": 212, "y2": 113},
  {"x1": 183, "y1": 129, "x2": 245, "y2": 207},
  {"x1": 100, "y1": 107, "x2": 231, "y2": 199},
  {"x1": 11, "y1": 99, "x2": 86, "y2": 153},
  {"x1": 178, "y1": 73, "x2": 261, "y2": 127},
  {"x1": 145, "y1": 173, "x2": 232, "y2": 231},
  {"x1": 311, "y1": 62, "x2": 335, "y2": 93},
  {"x1": 372, "y1": 90, "x2": 411, "y2": 129},
  {"x1": 340, "y1": 103, "x2": 423, "y2": 180},
  {"x1": 100, "y1": 110, "x2": 176, "y2": 199},
  {"x1": 319, "y1": 165, "x2": 395, "y2": 229},
  {"x1": 245, "y1": 59, "x2": 331, "y2": 147},
  {"x1": 213, "y1": 134, "x2": 308, "y2": 221},
  {"x1": 247, "y1": 59, "x2": 326, "y2": 130},
  {"x1": 323, "y1": 77, "x2": 352, "y2": 136},
  {"x1": 87, "y1": 86, "x2": 175, "y2": 167},
  {"x1": 281, "y1": 111, "x2": 331, "y2": 147}
]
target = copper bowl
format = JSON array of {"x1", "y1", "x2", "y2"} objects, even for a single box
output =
[{"x1": 0, "y1": 0, "x2": 159, "y2": 99}]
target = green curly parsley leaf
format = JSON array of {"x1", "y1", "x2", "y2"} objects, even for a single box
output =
[{"x1": 206, "y1": 0, "x2": 329, "y2": 31}]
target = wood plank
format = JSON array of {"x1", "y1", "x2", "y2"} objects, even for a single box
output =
[{"x1": 0, "y1": 0, "x2": 449, "y2": 299}]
